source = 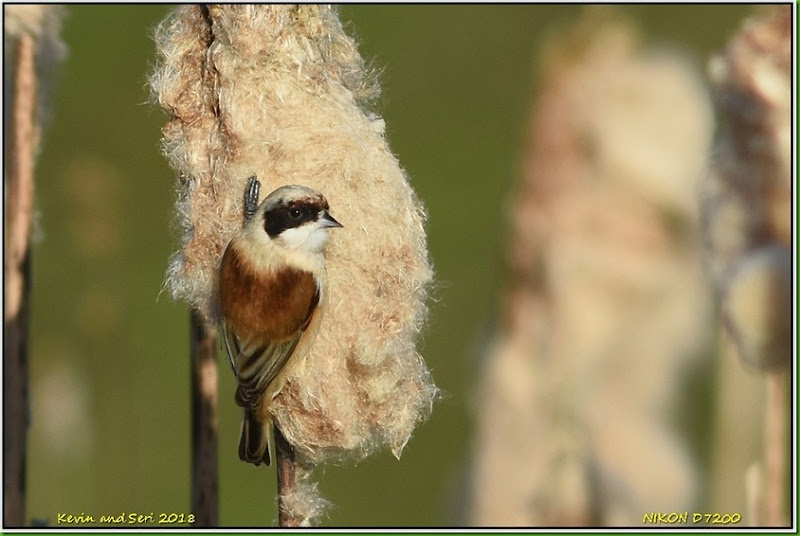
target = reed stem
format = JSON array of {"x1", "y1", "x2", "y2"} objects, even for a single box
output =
[
  {"x1": 276, "y1": 426, "x2": 300, "y2": 527},
  {"x1": 3, "y1": 33, "x2": 37, "y2": 528},
  {"x1": 189, "y1": 310, "x2": 219, "y2": 526},
  {"x1": 763, "y1": 372, "x2": 788, "y2": 526}
]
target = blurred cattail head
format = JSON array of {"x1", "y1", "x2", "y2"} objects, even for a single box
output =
[
  {"x1": 4, "y1": 5, "x2": 67, "y2": 319},
  {"x1": 703, "y1": 6, "x2": 791, "y2": 371},
  {"x1": 150, "y1": 4, "x2": 436, "y2": 463},
  {"x1": 471, "y1": 9, "x2": 714, "y2": 526},
  {"x1": 3, "y1": 4, "x2": 67, "y2": 144}
]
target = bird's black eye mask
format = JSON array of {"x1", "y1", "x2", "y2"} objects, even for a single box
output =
[{"x1": 263, "y1": 200, "x2": 321, "y2": 238}]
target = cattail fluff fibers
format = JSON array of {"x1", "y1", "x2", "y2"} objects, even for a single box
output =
[
  {"x1": 703, "y1": 6, "x2": 791, "y2": 371},
  {"x1": 149, "y1": 3, "x2": 436, "y2": 470}
]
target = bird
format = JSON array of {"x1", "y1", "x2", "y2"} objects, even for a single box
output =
[{"x1": 218, "y1": 179, "x2": 342, "y2": 466}]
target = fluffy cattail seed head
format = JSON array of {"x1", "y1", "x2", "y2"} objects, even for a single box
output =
[{"x1": 150, "y1": 4, "x2": 436, "y2": 467}]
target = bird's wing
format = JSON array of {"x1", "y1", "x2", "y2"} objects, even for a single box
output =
[{"x1": 222, "y1": 285, "x2": 320, "y2": 410}]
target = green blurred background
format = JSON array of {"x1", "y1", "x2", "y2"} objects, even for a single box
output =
[{"x1": 23, "y1": 4, "x2": 756, "y2": 527}]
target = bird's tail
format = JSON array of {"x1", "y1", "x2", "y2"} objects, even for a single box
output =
[{"x1": 238, "y1": 408, "x2": 272, "y2": 466}]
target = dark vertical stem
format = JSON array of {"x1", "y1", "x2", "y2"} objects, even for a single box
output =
[
  {"x1": 276, "y1": 426, "x2": 299, "y2": 527},
  {"x1": 190, "y1": 310, "x2": 219, "y2": 526},
  {"x1": 3, "y1": 255, "x2": 31, "y2": 527},
  {"x1": 3, "y1": 34, "x2": 36, "y2": 528}
]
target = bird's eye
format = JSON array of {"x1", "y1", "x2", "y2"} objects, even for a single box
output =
[{"x1": 289, "y1": 207, "x2": 302, "y2": 219}]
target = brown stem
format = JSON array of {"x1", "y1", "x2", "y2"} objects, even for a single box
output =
[
  {"x1": 190, "y1": 310, "x2": 219, "y2": 526},
  {"x1": 3, "y1": 259, "x2": 31, "y2": 528},
  {"x1": 3, "y1": 33, "x2": 36, "y2": 528},
  {"x1": 763, "y1": 372, "x2": 788, "y2": 526},
  {"x1": 276, "y1": 426, "x2": 299, "y2": 527}
]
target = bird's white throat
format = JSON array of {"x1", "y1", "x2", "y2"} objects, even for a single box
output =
[{"x1": 276, "y1": 223, "x2": 331, "y2": 253}]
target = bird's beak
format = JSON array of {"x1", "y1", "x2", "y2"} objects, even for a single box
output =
[{"x1": 320, "y1": 211, "x2": 343, "y2": 228}]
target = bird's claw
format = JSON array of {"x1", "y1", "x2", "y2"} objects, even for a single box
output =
[{"x1": 244, "y1": 176, "x2": 261, "y2": 224}]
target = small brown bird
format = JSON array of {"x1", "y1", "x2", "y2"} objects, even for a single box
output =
[{"x1": 218, "y1": 181, "x2": 342, "y2": 466}]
